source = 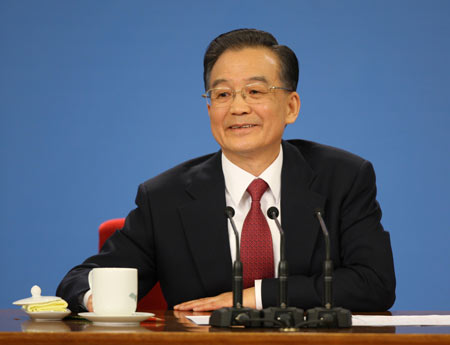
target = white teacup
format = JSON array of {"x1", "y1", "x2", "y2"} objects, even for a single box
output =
[{"x1": 88, "y1": 267, "x2": 137, "y2": 315}]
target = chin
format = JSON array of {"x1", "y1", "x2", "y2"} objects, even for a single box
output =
[{"x1": 225, "y1": 144, "x2": 261, "y2": 156}]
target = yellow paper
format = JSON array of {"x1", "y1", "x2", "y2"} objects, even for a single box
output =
[{"x1": 23, "y1": 299, "x2": 68, "y2": 312}]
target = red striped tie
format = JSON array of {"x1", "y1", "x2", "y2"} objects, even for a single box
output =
[{"x1": 241, "y1": 178, "x2": 274, "y2": 288}]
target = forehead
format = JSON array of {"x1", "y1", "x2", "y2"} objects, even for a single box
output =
[{"x1": 210, "y1": 47, "x2": 280, "y2": 87}]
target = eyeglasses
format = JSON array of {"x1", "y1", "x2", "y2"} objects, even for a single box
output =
[{"x1": 202, "y1": 83, "x2": 293, "y2": 107}]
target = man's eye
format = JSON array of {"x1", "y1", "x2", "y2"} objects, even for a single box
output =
[
  {"x1": 248, "y1": 88, "x2": 266, "y2": 96},
  {"x1": 216, "y1": 91, "x2": 231, "y2": 99}
]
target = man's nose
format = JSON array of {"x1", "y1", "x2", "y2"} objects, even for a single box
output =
[{"x1": 230, "y1": 90, "x2": 250, "y2": 115}]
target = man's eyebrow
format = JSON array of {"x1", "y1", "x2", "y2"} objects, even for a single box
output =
[
  {"x1": 246, "y1": 76, "x2": 269, "y2": 84},
  {"x1": 210, "y1": 79, "x2": 228, "y2": 88},
  {"x1": 210, "y1": 76, "x2": 269, "y2": 89}
]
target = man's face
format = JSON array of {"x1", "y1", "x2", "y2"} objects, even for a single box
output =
[{"x1": 207, "y1": 47, "x2": 300, "y2": 165}]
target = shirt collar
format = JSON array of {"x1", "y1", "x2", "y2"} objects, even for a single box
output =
[{"x1": 222, "y1": 145, "x2": 283, "y2": 206}]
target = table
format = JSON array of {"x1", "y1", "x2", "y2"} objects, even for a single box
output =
[{"x1": 1, "y1": 309, "x2": 449, "y2": 345}]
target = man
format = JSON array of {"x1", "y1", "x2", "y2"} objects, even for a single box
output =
[{"x1": 57, "y1": 29, "x2": 396, "y2": 313}]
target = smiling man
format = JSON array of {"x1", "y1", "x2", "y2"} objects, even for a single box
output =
[
  {"x1": 206, "y1": 47, "x2": 299, "y2": 177},
  {"x1": 57, "y1": 29, "x2": 396, "y2": 313}
]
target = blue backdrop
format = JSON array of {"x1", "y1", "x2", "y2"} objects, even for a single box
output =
[{"x1": 1, "y1": 0, "x2": 449, "y2": 310}]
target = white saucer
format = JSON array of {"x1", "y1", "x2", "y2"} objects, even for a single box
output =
[
  {"x1": 25, "y1": 309, "x2": 71, "y2": 321},
  {"x1": 78, "y1": 312, "x2": 155, "y2": 326}
]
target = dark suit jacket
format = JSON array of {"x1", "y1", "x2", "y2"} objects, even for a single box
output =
[{"x1": 56, "y1": 140, "x2": 396, "y2": 312}]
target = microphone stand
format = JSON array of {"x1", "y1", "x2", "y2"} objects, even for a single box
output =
[
  {"x1": 305, "y1": 209, "x2": 352, "y2": 328},
  {"x1": 262, "y1": 207, "x2": 304, "y2": 329},
  {"x1": 209, "y1": 207, "x2": 261, "y2": 327}
]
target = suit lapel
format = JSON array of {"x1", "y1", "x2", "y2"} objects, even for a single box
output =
[
  {"x1": 281, "y1": 141, "x2": 326, "y2": 273},
  {"x1": 177, "y1": 152, "x2": 232, "y2": 297},
  {"x1": 176, "y1": 142, "x2": 326, "y2": 296}
]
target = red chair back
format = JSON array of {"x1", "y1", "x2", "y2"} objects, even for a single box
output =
[{"x1": 98, "y1": 218, "x2": 167, "y2": 311}]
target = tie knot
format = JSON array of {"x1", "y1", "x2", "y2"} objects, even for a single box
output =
[{"x1": 247, "y1": 178, "x2": 269, "y2": 202}]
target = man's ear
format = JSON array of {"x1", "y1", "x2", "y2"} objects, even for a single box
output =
[{"x1": 285, "y1": 91, "x2": 300, "y2": 124}]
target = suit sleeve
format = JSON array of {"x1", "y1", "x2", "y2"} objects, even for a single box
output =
[
  {"x1": 261, "y1": 160, "x2": 396, "y2": 311},
  {"x1": 56, "y1": 184, "x2": 157, "y2": 313}
]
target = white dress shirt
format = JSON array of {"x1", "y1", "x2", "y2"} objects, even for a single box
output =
[{"x1": 222, "y1": 145, "x2": 283, "y2": 309}]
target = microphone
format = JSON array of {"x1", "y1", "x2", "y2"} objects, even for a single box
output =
[
  {"x1": 267, "y1": 207, "x2": 287, "y2": 307},
  {"x1": 261, "y1": 207, "x2": 304, "y2": 328},
  {"x1": 225, "y1": 206, "x2": 243, "y2": 308},
  {"x1": 305, "y1": 208, "x2": 352, "y2": 328},
  {"x1": 209, "y1": 207, "x2": 260, "y2": 327}
]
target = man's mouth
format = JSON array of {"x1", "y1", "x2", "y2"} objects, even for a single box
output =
[{"x1": 230, "y1": 124, "x2": 256, "y2": 129}]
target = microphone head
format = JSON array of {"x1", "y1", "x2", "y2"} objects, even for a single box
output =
[
  {"x1": 267, "y1": 206, "x2": 279, "y2": 219},
  {"x1": 313, "y1": 208, "x2": 324, "y2": 218},
  {"x1": 225, "y1": 206, "x2": 235, "y2": 218}
]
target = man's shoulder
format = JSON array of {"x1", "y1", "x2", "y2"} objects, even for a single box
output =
[
  {"x1": 140, "y1": 151, "x2": 220, "y2": 192},
  {"x1": 285, "y1": 139, "x2": 367, "y2": 170},
  {"x1": 284, "y1": 139, "x2": 376, "y2": 196}
]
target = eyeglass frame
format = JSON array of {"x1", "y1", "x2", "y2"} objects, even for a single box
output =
[{"x1": 201, "y1": 83, "x2": 294, "y2": 107}]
